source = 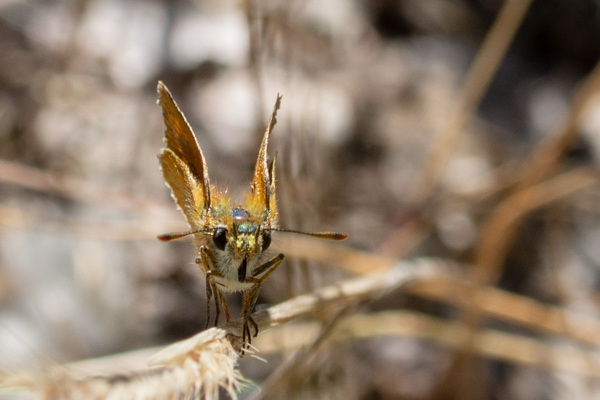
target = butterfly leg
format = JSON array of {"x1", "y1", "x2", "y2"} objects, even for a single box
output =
[
  {"x1": 216, "y1": 284, "x2": 230, "y2": 323},
  {"x1": 240, "y1": 253, "x2": 285, "y2": 344},
  {"x1": 241, "y1": 284, "x2": 261, "y2": 345},
  {"x1": 203, "y1": 272, "x2": 213, "y2": 330},
  {"x1": 198, "y1": 246, "x2": 230, "y2": 329},
  {"x1": 251, "y1": 253, "x2": 285, "y2": 282}
]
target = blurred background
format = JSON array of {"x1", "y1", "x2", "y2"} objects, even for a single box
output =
[{"x1": 2, "y1": 0, "x2": 600, "y2": 399}]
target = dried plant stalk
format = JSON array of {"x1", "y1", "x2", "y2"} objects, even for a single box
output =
[
  {"x1": 3, "y1": 330, "x2": 245, "y2": 400},
  {"x1": 474, "y1": 167, "x2": 598, "y2": 282},
  {"x1": 254, "y1": 311, "x2": 600, "y2": 378},
  {"x1": 155, "y1": 257, "x2": 453, "y2": 355},
  {"x1": 8, "y1": 257, "x2": 600, "y2": 398},
  {"x1": 0, "y1": 159, "x2": 162, "y2": 214},
  {"x1": 411, "y1": 0, "x2": 534, "y2": 203},
  {"x1": 1, "y1": 258, "x2": 452, "y2": 399}
]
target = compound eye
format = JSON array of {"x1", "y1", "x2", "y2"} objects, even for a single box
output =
[
  {"x1": 262, "y1": 231, "x2": 272, "y2": 251},
  {"x1": 213, "y1": 228, "x2": 228, "y2": 251}
]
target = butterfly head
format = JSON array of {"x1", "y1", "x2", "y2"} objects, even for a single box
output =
[{"x1": 209, "y1": 207, "x2": 272, "y2": 282}]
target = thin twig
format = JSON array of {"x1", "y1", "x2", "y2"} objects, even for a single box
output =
[
  {"x1": 410, "y1": 0, "x2": 534, "y2": 204},
  {"x1": 154, "y1": 257, "x2": 454, "y2": 355},
  {"x1": 516, "y1": 60, "x2": 600, "y2": 190},
  {"x1": 474, "y1": 167, "x2": 598, "y2": 282},
  {"x1": 251, "y1": 304, "x2": 355, "y2": 400},
  {"x1": 255, "y1": 311, "x2": 600, "y2": 379},
  {"x1": 0, "y1": 159, "x2": 168, "y2": 215}
]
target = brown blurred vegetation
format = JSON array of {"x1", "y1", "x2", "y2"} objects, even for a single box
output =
[{"x1": 2, "y1": 0, "x2": 600, "y2": 399}]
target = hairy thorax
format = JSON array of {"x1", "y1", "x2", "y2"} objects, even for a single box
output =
[{"x1": 194, "y1": 194, "x2": 273, "y2": 293}]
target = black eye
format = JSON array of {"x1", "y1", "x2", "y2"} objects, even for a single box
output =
[
  {"x1": 213, "y1": 228, "x2": 227, "y2": 251},
  {"x1": 262, "y1": 231, "x2": 271, "y2": 251}
]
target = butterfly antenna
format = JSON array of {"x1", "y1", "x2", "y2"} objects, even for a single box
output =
[
  {"x1": 269, "y1": 228, "x2": 348, "y2": 240},
  {"x1": 157, "y1": 228, "x2": 214, "y2": 241}
]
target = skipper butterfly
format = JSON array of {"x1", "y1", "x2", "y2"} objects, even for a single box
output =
[{"x1": 156, "y1": 81, "x2": 347, "y2": 344}]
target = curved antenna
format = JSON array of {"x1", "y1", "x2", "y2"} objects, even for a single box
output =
[
  {"x1": 266, "y1": 228, "x2": 348, "y2": 241},
  {"x1": 157, "y1": 227, "x2": 214, "y2": 242}
]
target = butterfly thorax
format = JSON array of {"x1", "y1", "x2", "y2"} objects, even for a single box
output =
[{"x1": 194, "y1": 192, "x2": 275, "y2": 293}]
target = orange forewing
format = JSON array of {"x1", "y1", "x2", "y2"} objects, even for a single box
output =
[
  {"x1": 250, "y1": 95, "x2": 282, "y2": 220},
  {"x1": 159, "y1": 148, "x2": 205, "y2": 229},
  {"x1": 157, "y1": 81, "x2": 211, "y2": 211},
  {"x1": 157, "y1": 81, "x2": 212, "y2": 229}
]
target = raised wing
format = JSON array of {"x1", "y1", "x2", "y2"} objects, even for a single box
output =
[
  {"x1": 159, "y1": 148, "x2": 205, "y2": 228},
  {"x1": 251, "y1": 94, "x2": 282, "y2": 219},
  {"x1": 157, "y1": 81, "x2": 211, "y2": 211},
  {"x1": 157, "y1": 82, "x2": 211, "y2": 228}
]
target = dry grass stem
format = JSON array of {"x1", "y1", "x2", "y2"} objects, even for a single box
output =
[
  {"x1": 272, "y1": 242, "x2": 600, "y2": 348},
  {"x1": 411, "y1": 0, "x2": 534, "y2": 203},
  {"x1": 516, "y1": 60, "x2": 600, "y2": 190},
  {"x1": 343, "y1": 312, "x2": 600, "y2": 379},
  {"x1": 0, "y1": 203, "x2": 175, "y2": 241},
  {"x1": 380, "y1": 0, "x2": 534, "y2": 260},
  {"x1": 276, "y1": 234, "x2": 397, "y2": 275},
  {"x1": 4, "y1": 330, "x2": 245, "y2": 400},
  {"x1": 409, "y1": 280, "x2": 600, "y2": 348},
  {"x1": 250, "y1": 305, "x2": 353, "y2": 400},
  {"x1": 161, "y1": 257, "x2": 454, "y2": 354},
  {"x1": 8, "y1": 257, "x2": 600, "y2": 398},
  {"x1": 1, "y1": 258, "x2": 450, "y2": 399},
  {"x1": 253, "y1": 311, "x2": 600, "y2": 378},
  {"x1": 475, "y1": 167, "x2": 598, "y2": 282},
  {"x1": 0, "y1": 159, "x2": 167, "y2": 215}
]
